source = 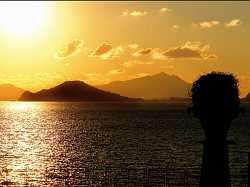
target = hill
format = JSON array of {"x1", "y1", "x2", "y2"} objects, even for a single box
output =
[
  {"x1": 0, "y1": 84, "x2": 25, "y2": 101},
  {"x1": 19, "y1": 80, "x2": 142, "y2": 102},
  {"x1": 241, "y1": 93, "x2": 250, "y2": 102},
  {"x1": 97, "y1": 72, "x2": 191, "y2": 99}
]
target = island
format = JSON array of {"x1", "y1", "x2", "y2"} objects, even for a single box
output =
[{"x1": 19, "y1": 81, "x2": 143, "y2": 102}]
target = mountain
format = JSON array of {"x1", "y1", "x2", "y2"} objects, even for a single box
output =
[
  {"x1": 19, "y1": 80, "x2": 142, "y2": 102},
  {"x1": 0, "y1": 84, "x2": 25, "y2": 101},
  {"x1": 97, "y1": 72, "x2": 191, "y2": 99},
  {"x1": 241, "y1": 93, "x2": 250, "y2": 102}
]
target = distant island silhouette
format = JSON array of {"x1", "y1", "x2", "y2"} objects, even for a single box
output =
[
  {"x1": 0, "y1": 84, "x2": 25, "y2": 101},
  {"x1": 0, "y1": 72, "x2": 250, "y2": 101},
  {"x1": 239, "y1": 92, "x2": 250, "y2": 102},
  {"x1": 98, "y1": 72, "x2": 191, "y2": 99},
  {"x1": 19, "y1": 80, "x2": 142, "y2": 102}
]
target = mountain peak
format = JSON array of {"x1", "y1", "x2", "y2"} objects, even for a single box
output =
[
  {"x1": 151, "y1": 72, "x2": 183, "y2": 81},
  {"x1": 152, "y1": 72, "x2": 170, "y2": 78},
  {"x1": 55, "y1": 80, "x2": 90, "y2": 90},
  {"x1": 155, "y1": 72, "x2": 168, "y2": 76},
  {"x1": 61, "y1": 80, "x2": 86, "y2": 86},
  {"x1": 0, "y1": 83, "x2": 25, "y2": 101},
  {"x1": 19, "y1": 80, "x2": 142, "y2": 102},
  {"x1": 0, "y1": 83, "x2": 21, "y2": 88},
  {"x1": 98, "y1": 72, "x2": 191, "y2": 99}
]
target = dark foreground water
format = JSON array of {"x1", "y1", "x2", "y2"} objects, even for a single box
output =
[{"x1": 0, "y1": 102, "x2": 249, "y2": 187}]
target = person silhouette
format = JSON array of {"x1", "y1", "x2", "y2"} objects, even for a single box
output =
[{"x1": 188, "y1": 72, "x2": 241, "y2": 187}]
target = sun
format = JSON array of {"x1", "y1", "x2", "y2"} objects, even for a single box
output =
[{"x1": 0, "y1": 1, "x2": 46, "y2": 36}]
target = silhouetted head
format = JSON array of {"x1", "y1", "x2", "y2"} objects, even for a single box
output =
[{"x1": 190, "y1": 72, "x2": 240, "y2": 140}]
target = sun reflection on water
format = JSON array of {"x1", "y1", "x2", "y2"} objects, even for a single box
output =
[
  {"x1": 5, "y1": 102, "x2": 37, "y2": 111},
  {"x1": 0, "y1": 102, "x2": 56, "y2": 186}
]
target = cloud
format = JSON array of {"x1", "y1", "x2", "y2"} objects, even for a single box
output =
[
  {"x1": 131, "y1": 11, "x2": 147, "y2": 16},
  {"x1": 89, "y1": 41, "x2": 217, "y2": 61},
  {"x1": 80, "y1": 73, "x2": 111, "y2": 85},
  {"x1": 127, "y1": 42, "x2": 217, "y2": 61},
  {"x1": 172, "y1": 25, "x2": 180, "y2": 29},
  {"x1": 89, "y1": 43, "x2": 123, "y2": 60},
  {"x1": 122, "y1": 10, "x2": 148, "y2": 17},
  {"x1": 159, "y1": 7, "x2": 172, "y2": 13},
  {"x1": 200, "y1": 21, "x2": 220, "y2": 28},
  {"x1": 133, "y1": 48, "x2": 153, "y2": 57},
  {"x1": 134, "y1": 73, "x2": 150, "y2": 78},
  {"x1": 90, "y1": 43, "x2": 112, "y2": 56},
  {"x1": 122, "y1": 11, "x2": 129, "y2": 16},
  {"x1": 108, "y1": 69, "x2": 125, "y2": 75},
  {"x1": 123, "y1": 60, "x2": 155, "y2": 68},
  {"x1": 151, "y1": 49, "x2": 167, "y2": 60},
  {"x1": 112, "y1": 46, "x2": 124, "y2": 57},
  {"x1": 87, "y1": 73, "x2": 99, "y2": 77},
  {"x1": 123, "y1": 61, "x2": 133, "y2": 68},
  {"x1": 54, "y1": 39, "x2": 83, "y2": 60},
  {"x1": 206, "y1": 54, "x2": 218, "y2": 59},
  {"x1": 164, "y1": 65, "x2": 175, "y2": 69},
  {"x1": 225, "y1": 19, "x2": 242, "y2": 27},
  {"x1": 128, "y1": 44, "x2": 139, "y2": 49},
  {"x1": 162, "y1": 41, "x2": 217, "y2": 60},
  {"x1": 193, "y1": 21, "x2": 220, "y2": 29}
]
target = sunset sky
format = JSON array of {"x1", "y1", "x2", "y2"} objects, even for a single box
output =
[{"x1": 0, "y1": 1, "x2": 249, "y2": 96}]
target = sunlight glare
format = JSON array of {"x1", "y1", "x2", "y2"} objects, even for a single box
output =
[
  {"x1": 0, "y1": 1, "x2": 46, "y2": 36},
  {"x1": 7, "y1": 102, "x2": 35, "y2": 111}
]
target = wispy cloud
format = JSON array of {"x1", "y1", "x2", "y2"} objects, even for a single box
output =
[
  {"x1": 87, "y1": 73, "x2": 99, "y2": 77},
  {"x1": 54, "y1": 39, "x2": 83, "y2": 60},
  {"x1": 112, "y1": 46, "x2": 124, "y2": 58},
  {"x1": 123, "y1": 7, "x2": 172, "y2": 17},
  {"x1": 123, "y1": 60, "x2": 155, "y2": 68},
  {"x1": 124, "y1": 42, "x2": 217, "y2": 61},
  {"x1": 89, "y1": 43, "x2": 123, "y2": 60},
  {"x1": 82, "y1": 73, "x2": 110, "y2": 85},
  {"x1": 193, "y1": 20, "x2": 220, "y2": 29},
  {"x1": 151, "y1": 49, "x2": 167, "y2": 60},
  {"x1": 206, "y1": 54, "x2": 218, "y2": 59},
  {"x1": 128, "y1": 44, "x2": 139, "y2": 49},
  {"x1": 123, "y1": 61, "x2": 133, "y2": 68},
  {"x1": 89, "y1": 42, "x2": 112, "y2": 57},
  {"x1": 162, "y1": 41, "x2": 217, "y2": 60},
  {"x1": 108, "y1": 69, "x2": 125, "y2": 75},
  {"x1": 134, "y1": 73, "x2": 150, "y2": 78},
  {"x1": 133, "y1": 48, "x2": 153, "y2": 57},
  {"x1": 122, "y1": 10, "x2": 148, "y2": 17},
  {"x1": 172, "y1": 25, "x2": 180, "y2": 29},
  {"x1": 200, "y1": 20, "x2": 220, "y2": 28},
  {"x1": 89, "y1": 41, "x2": 216, "y2": 62},
  {"x1": 122, "y1": 11, "x2": 129, "y2": 16},
  {"x1": 159, "y1": 7, "x2": 172, "y2": 13},
  {"x1": 225, "y1": 19, "x2": 242, "y2": 27}
]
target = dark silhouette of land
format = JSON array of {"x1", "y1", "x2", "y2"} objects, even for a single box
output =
[
  {"x1": 98, "y1": 72, "x2": 191, "y2": 99},
  {"x1": 240, "y1": 93, "x2": 250, "y2": 102},
  {"x1": 0, "y1": 84, "x2": 25, "y2": 101},
  {"x1": 19, "y1": 80, "x2": 142, "y2": 102},
  {"x1": 189, "y1": 72, "x2": 241, "y2": 187},
  {"x1": 1, "y1": 72, "x2": 250, "y2": 102}
]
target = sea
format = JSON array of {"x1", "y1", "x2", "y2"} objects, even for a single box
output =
[{"x1": 0, "y1": 102, "x2": 249, "y2": 187}]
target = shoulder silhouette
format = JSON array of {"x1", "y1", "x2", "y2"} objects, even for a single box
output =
[
  {"x1": 189, "y1": 72, "x2": 240, "y2": 140},
  {"x1": 189, "y1": 72, "x2": 241, "y2": 187}
]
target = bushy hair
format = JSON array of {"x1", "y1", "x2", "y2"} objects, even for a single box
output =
[{"x1": 190, "y1": 72, "x2": 240, "y2": 119}]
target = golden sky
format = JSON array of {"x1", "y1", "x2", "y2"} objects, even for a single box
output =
[{"x1": 0, "y1": 1, "x2": 249, "y2": 96}]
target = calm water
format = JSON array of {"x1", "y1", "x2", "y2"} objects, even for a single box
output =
[{"x1": 0, "y1": 102, "x2": 249, "y2": 186}]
